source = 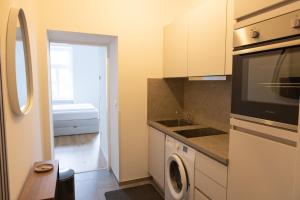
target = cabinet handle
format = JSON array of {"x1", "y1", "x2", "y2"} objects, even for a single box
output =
[{"x1": 232, "y1": 126, "x2": 296, "y2": 147}]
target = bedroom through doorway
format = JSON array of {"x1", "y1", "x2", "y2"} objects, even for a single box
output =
[{"x1": 49, "y1": 42, "x2": 108, "y2": 173}]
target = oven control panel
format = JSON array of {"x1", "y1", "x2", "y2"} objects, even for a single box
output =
[{"x1": 234, "y1": 9, "x2": 300, "y2": 48}]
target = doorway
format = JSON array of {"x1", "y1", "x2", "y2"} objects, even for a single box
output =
[
  {"x1": 0, "y1": 53, "x2": 9, "y2": 200},
  {"x1": 49, "y1": 42, "x2": 108, "y2": 173}
]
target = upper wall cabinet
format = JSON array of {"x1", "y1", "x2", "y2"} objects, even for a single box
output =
[
  {"x1": 225, "y1": 0, "x2": 234, "y2": 75},
  {"x1": 188, "y1": 0, "x2": 227, "y2": 76},
  {"x1": 163, "y1": 0, "x2": 233, "y2": 77},
  {"x1": 163, "y1": 15, "x2": 188, "y2": 78},
  {"x1": 234, "y1": 0, "x2": 286, "y2": 19}
]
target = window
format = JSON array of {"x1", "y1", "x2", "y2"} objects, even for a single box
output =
[{"x1": 50, "y1": 44, "x2": 74, "y2": 102}]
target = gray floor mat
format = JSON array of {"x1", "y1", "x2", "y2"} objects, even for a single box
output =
[{"x1": 105, "y1": 184, "x2": 164, "y2": 200}]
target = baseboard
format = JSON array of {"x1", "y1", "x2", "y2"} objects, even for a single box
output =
[
  {"x1": 118, "y1": 176, "x2": 153, "y2": 186},
  {"x1": 151, "y1": 179, "x2": 165, "y2": 197},
  {"x1": 109, "y1": 168, "x2": 119, "y2": 182},
  {"x1": 110, "y1": 173, "x2": 164, "y2": 197}
]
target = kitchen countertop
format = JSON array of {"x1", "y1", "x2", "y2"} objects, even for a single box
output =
[{"x1": 148, "y1": 120, "x2": 229, "y2": 165}]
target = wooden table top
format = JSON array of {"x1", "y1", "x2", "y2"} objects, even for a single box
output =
[{"x1": 18, "y1": 160, "x2": 59, "y2": 200}]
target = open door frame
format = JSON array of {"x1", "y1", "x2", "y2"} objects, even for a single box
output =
[
  {"x1": 293, "y1": 100, "x2": 300, "y2": 199},
  {"x1": 47, "y1": 30, "x2": 117, "y2": 169},
  {"x1": 0, "y1": 52, "x2": 9, "y2": 199}
]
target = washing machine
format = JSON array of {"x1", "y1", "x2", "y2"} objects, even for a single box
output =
[{"x1": 165, "y1": 135, "x2": 196, "y2": 200}]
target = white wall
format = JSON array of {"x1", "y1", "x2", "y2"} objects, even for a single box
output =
[
  {"x1": 72, "y1": 44, "x2": 106, "y2": 109},
  {"x1": 38, "y1": 0, "x2": 203, "y2": 182},
  {"x1": 0, "y1": 0, "x2": 43, "y2": 199}
]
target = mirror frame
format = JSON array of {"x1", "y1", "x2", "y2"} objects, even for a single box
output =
[{"x1": 6, "y1": 8, "x2": 33, "y2": 116}]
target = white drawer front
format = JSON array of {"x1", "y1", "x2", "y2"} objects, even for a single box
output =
[
  {"x1": 195, "y1": 169, "x2": 227, "y2": 200},
  {"x1": 195, "y1": 152, "x2": 227, "y2": 187},
  {"x1": 195, "y1": 188, "x2": 210, "y2": 200}
]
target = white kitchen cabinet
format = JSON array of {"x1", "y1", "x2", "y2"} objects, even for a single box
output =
[
  {"x1": 195, "y1": 152, "x2": 228, "y2": 188},
  {"x1": 195, "y1": 170, "x2": 227, "y2": 200},
  {"x1": 188, "y1": 0, "x2": 227, "y2": 76},
  {"x1": 148, "y1": 126, "x2": 165, "y2": 190},
  {"x1": 227, "y1": 128, "x2": 296, "y2": 200},
  {"x1": 163, "y1": 0, "x2": 234, "y2": 77},
  {"x1": 225, "y1": 0, "x2": 234, "y2": 75},
  {"x1": 234, "y1": 0, "x2": 287, "y2": 19},
  {"x1": 195, "y1": 188, "x2": 210, "y2": 200},
  {"x1": 163, "y1": 15, "x2": 188, "y2": 77},
  {"x1": 194, "y1": 152, "x2": 228, "y2": 200}
]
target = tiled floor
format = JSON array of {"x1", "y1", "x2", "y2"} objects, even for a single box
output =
[
  {"x1": 75, "y1": 170, "x2": 120, "y2": 200},
  {"x1": 75, "y1": 170, "x2": 160, "y2": 200}
]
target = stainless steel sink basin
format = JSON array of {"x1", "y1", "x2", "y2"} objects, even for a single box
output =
[
  {"x1": 156, "y1": 119, "x2": 194, "y2": 127},
  {"x1": 174, "y1": 128, "x2": 226, "y2": 138}
]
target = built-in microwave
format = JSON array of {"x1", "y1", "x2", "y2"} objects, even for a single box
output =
[{"x1": 231, "y1": 10, "x2": 300, "y2": 131}]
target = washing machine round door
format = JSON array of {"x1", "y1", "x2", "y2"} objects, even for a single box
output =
[{"x1": 166, "y1": 154, "x2": 188, "y2": 200}]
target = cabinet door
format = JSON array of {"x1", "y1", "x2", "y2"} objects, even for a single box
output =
[
  {"x1": 188, "y1": 0, "x2": 227, "y2": 76},
  {"x1": 194, "y1": 188, "x2": 210, "y2": 200},
  {"x1": 195, "y1": 169, "x2": 227, "y2": 200},
  {"x1": 228, "y1": 129, "x2": 296, "y2": 200},
  {"x1": 148, "y1": 127, "x2": 165, "y2": 190},
  {"x1": 225, "y1": 0, "x2": 234, "y2": 75},
  {"x1": 234, "y1": 0, "x2": 286, "y2": 19},
  {"x1": 163, "y1": 15, "x2": 188, "y2": 77},
  {"x1": 195, "y1": 152, "x2": 227, "y2": 188}
]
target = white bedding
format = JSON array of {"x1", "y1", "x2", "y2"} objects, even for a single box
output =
[
  {"x1": 53, "y1": 103, "x2": 100, "y2": 136},
  {"x1": 53, "y1": 103, "x2": 99, "y2": 121},
  {"x1": 54, "y1": 123, "x2": 99, "y2": 136}
]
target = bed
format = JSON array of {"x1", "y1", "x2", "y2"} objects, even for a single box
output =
[{"x1": 53, "y1": 103, "x2": 99, "y2": 136}]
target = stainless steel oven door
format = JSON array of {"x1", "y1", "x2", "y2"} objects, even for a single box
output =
[{"x1": 232, "y1": 38, "x2": 300, "y2": 130}]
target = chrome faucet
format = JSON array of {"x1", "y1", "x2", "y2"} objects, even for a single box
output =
[
  {"x1": 184, "y1": 112, "x2": 193, "y2": 124},
  {"x1": 175, "y1": 110, "x2": 180, "y2": 126}
]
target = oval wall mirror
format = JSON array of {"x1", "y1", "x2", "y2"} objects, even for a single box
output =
[{"x1": 6, "y1": 8, "x2": 33, "y2": 115}]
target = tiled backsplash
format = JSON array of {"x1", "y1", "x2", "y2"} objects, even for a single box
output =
[
  {"x1": 147, "y1": 77, "x2": 232, "y2": 132},
  {"x1": 147, "y1": 78, "x2": 184, "y2": 120},
  {"x1": 184, "y1": 78, "x2": 231, "y2": 132}
]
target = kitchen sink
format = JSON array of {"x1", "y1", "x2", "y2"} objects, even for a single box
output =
[
  {"x1": 156, "y1": 119, "x2": 194, "y2": 127},
  {"x1": 175, "y1": 128, "x2": 226, "y2": 138}
]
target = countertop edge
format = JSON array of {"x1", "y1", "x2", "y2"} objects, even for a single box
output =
[{"x1": 148, "y1": 120, "x2": 229, "y2": 166}]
